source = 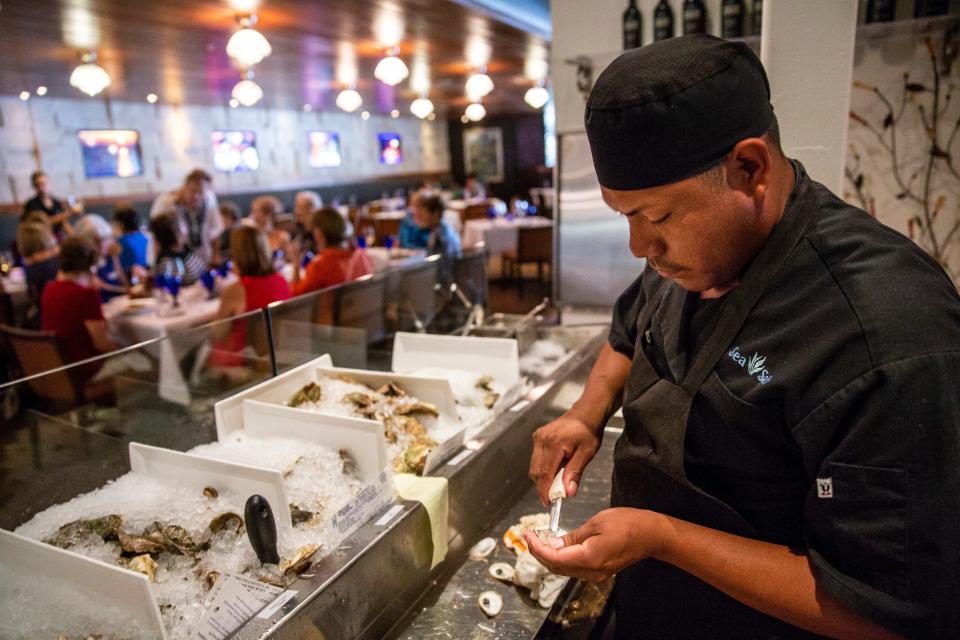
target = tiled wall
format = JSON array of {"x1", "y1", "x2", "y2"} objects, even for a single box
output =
[{"x1": 0, "y1": 96, "x2": 450, "y2": 206}]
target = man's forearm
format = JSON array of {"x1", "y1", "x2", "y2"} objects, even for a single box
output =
[
  {"x1": 654, "y1": 515, "x2": 902, "y2": 640},
  {"x1": 568, "y1": 342, "x2": 631, "y2": 433}
]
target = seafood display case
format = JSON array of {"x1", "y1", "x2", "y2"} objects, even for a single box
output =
[{"x1": 0, "y1": 269, "x2": 611, "y2": 639}]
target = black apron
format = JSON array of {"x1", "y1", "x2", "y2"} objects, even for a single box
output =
[{"x1": 612, "y1": 170, "x2": 825, "y2": 640}]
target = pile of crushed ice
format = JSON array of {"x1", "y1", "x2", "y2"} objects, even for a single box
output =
[
  {"x1": 519, "y1": 339, "x2": 570, "y2": 378},
  {"x1": 408, "y1": 367, "x2": 507, "y2": 436},
  {"x1": 13, "y1": 432, "x2": 365, "y2": 639}
]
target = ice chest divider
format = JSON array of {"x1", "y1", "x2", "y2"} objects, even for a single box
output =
[
  {"x1": 238, "y1": 401, "x2": 396, "y2": 537},
  {"x1": 0, "y1": 528, "x2": 168, "y2": 640},
  {"x1": 313, "y1": 365, "x2": 465, "y2": 475},
  {"x1": 128, "y1": 442, "x2": 292, "y2": 530},
  {"x1": 214, "y1": 353, "x2": 333, "y2": 440},
  {"x1": 391, "y1": 332, "x2": 521, "y2": 386}
]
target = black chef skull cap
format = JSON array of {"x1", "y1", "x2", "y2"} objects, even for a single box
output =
[{"x1": 585, "y1": 34, "x2": 774, "y2": 191}]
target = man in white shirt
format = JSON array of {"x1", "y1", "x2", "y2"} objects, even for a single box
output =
[{"x1": 150, "y1": 169, "x2": 223, "y2": 264}]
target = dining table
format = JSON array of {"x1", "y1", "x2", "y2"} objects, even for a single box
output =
[{"x1": 461, "y1": 216, "x2": 554, "y2": 256}]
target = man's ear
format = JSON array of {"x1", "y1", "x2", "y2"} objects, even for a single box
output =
[{"x1": 724, "y1": 138, "x2": 772, "y2": 197}]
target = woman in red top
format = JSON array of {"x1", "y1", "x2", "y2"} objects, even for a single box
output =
[
  {"x1": 41, "y1": 235, "x2": 119, "y2": 379},
  {"x1": 209, "y1": 227, "x2": 291, "y2": 369},
  {"x1": 290, "y1": 208, "x2": 373, "y2": 296}
]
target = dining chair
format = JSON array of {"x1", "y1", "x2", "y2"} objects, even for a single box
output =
[
  {"x1": 463, "y1": 203, "x2": 490, "y2": 222},
  {"x1": 502, "y1": 225, "x2": 553, "y2": 293}
]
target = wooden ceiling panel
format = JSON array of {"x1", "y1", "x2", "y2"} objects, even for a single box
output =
[{"x1": 0, "y1": 0, "x2": 550, "y2": 117}]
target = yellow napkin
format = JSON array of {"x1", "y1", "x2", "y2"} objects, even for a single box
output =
[{"x1": 393, "y1": 474, "x2": 449, "y2": 568}]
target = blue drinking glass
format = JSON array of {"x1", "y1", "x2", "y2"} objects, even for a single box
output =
[
  {"x1": 384, "y1": 235, "x2": 395, "y2": 250},
  {"x1": 166, "y1": 274, "x2": 182, "y2": 307},
  {"x1": 200, "y1": 269, "x2": 217, "y2": 297},
  {"x1": 300, "y1": 251, "x2": 315, "y2": 269},
  {"x1": 356, "y1": 236, "x2": 367, "y2": 249}
]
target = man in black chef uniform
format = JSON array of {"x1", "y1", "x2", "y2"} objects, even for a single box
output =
[{"x1": 525, "y1": 35, "x2": 960, "y2": 639}]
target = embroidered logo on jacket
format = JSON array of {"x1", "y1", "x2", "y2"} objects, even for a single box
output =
[{"x1": 728, "y1": 346, "x2": 773, "y2": 385}]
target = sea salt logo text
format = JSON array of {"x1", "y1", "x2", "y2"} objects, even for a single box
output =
[{"x1": 728, "y1": 346, "x2": 773, "y2": 385}]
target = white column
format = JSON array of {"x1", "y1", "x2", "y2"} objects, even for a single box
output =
[{"x1": 760, "y1": 0, "x2": 858, "y2": 192}]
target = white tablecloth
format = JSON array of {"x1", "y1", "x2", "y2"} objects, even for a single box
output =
[
  {"x1": 462, "y1": 217, "x2": 553, "y2": 256},
  {"x1": 104, "y1": 285, "x2": 221, "y2": 346}
]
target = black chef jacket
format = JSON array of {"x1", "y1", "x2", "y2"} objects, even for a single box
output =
[{"x1": 608, "y1": 164, "x2": 960, "y2": 638}]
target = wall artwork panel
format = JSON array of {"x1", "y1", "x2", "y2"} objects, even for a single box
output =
[{"x1": 463, "y1": 126, "x2": 504, "y2": 184}]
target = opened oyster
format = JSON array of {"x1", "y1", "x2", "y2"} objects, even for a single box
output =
[
  {"x1": 377, "y1": 382, "x2": 407, "y2": 397},
  {"x1": 281, "y1": 544, "x2": 320, "y2": 577},
  {"x1": 394, "y1": 401, "x2": 439, "y2": 418},
  {"x1": 127, "y1": 554, "x2": 158, "y2": 582}
]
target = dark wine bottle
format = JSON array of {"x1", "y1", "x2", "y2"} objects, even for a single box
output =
[
  {"x1": 866, "y1": 0, "x2": 896, "y2": 22},
  {"x1": 751, "y1": 0, "x2": 763, "y2": 36},
  {"x1": 721, "y1": 0, "x2": 745, "y2": 38},
  {"x1": 624, "y1": 0, "x2": 642, "y2": 50},
  {"x1": 654, "y1": 0, "x2": 675, "y2": 41},
  {"x1": 683, "y1": 0, "x2": 707, "y2": 35},
  {"x1": 915, "y1": 0, "x2": 948, "y2": 17}
]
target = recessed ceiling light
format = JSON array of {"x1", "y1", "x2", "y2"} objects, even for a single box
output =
[
  {"x1": 36, "y1": 86, "x2": 47, "y2": 96},
  {"x1": 390, "y1": 109, "x2": 399, "y2": 118},
  {"x1": 303, "y1": 103, "x2": 312, "y2": 112},
  {"x1": 460, "y1": 114, "x2": 469, "y2": 124},
  {"x1": 427, "y1": 112, "x2": 436, "y2": 121},
  {"x1": 229, "y1": 98, "x2": 240, "y2": 108},
  {"x1": 19, "y1": 91, "x2": 30, "y2": 101},
  {"x1": 146, "y1": 93, "x2": 158, "y2": 104},
  {"x1": 361, "y1": 110, "x2": 370, "y2": 120}
]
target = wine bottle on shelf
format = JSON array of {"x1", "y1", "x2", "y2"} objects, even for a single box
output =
[
  {"x1": 654, "y1": 0, "x2": 675, "y2": 41},
  {"x1": 751, "y1": 0, "x2": 763, "y2": 36},
  {"x1": 866, "y1": 0, "x2": 896, "y2": 22},
  {"x1": 683, "y1": 0, "x2": 707, "y2": 35},
  {"x1": 721, "y1": 0, "x2": 745, "y2": 38},
  {"x1": 623, "y1": 0, "x2": 642, "y2": 50},
  {"x1": 915, "y1": 0, "x2": 948, "y2": 17}
]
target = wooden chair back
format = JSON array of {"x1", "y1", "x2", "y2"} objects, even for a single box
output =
[
  {"x1": 516, "y1": 225, "x2": 553, "y2": 263},
  {"x1": 374, "y1": 218, "x2": 402, "y2": 245},
  {"x1": 0, "y1": 325, "x2": 80, "y2": 404},
  {"x1": 463, "y1": 203, "x2": 490, "y2": 222}
]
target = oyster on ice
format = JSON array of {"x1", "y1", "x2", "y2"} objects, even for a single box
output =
[
  {"x1": 127, "y1": 554, "x2": 158, "y2": 582},
  {"x1": 280, "y1": 543, "x2": 320, "y2": 577},
  {"x1": 118, "y1": 530, "x2": 166, "y2": 555},
  {"x1": 343, "y1": 392, "x2": 374, "y2": 408},
  {"x1": 290, "y1": 504, "x2": 319, "y2": 526},
  {"x1": 43, "y1": 514, "x2": 122, "y2": 549},
  {"x1": 394, "y1": 401, "x2": 440, "y2": 418},
  {"x1": 376, "y1": 382, "x2": 407, "y2": 398},
  {"x1": 207, "y1": 512, "x2": 244, "y2": 536},
  {"x1": 288, "y1": 382, "x2": 322, "y2": 407}
]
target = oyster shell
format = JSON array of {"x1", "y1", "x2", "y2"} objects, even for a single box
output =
[
  {"x1": 280, "y1": 543, "x2": 320, "y2": 577},
  {"x1": 396, "y1": 415, "x2": 427, "y2": 437},
  {"x1": 478, "y1": 590, "x2": 503, "y2": 617},
  {"x1": 535, "y1": 574, "x2": 568, "y2": 608},
  {"x1": 43, "y1": 515, "x2": 122, "y2": 549},
  {"x1": 202, "y1": 486, "x2": 219, "y2": 499},
  {"x1": 162, "y1": 524, "x2": 199, "y2": 555},
  {"x1": 205, "y1": 570, "x2": 221, "y2": 591},
  {"x1": 127, "y1": 554, "x2": 158, "y2": 582},
  {"x1": 339, "y1": 449, "x2": 359, "y2": 476},
  {"x1": 512, "y1": 551, "x2": 548, "y2": 591},
  {"x1": 394, "y1": 401, "x2": 439, "y2": 418},
  {"x1": 289, "y1": 382, "x2": 322, "y2": 407},
  {"x1": 475, "y1": 375, "x2": 495, "y2": 391},
  {"x1": 468, "y1": 537, "x2": 497, "y2": 560},
  {"x1": 118, "y1": 530, "x2": 166, "y2": 555},
  {"x1": 377, "y1": 382, "x2": 407, "y2": 397},
  {"x1": 290, "y1": 504, "x2": 318, "y2": 526},
  {"x1": 483, "y1": 391, "x2": 500, "y2": 409},
  {"x1": 393, "y1": 440, "x2": 435, "y2": 475},
  {"x1": 343, "y1": 392, "x2": 374, "y2": 408},
  {"x1": 489, "y1": 562, "x2": 515, "y2": 582},
  {"x1": 208, "y1": 512, "x2": 244, "y2": 535}
]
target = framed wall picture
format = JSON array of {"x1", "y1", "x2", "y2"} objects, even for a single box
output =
[
  {"x1": 463, "y1": 126, "x2": 504, "y2": 183},
  {"x1": 76, "y1": 130, "x2": 144, "y2": 178}
]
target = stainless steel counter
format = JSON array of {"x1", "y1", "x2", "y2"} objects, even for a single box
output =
[{"x1": 232, "y1": 325, "x2": 609, "y2": 640}]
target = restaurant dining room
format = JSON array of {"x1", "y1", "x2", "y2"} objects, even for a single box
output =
[{"x1": 2, "y1": 1, "x2": 960, "y2": 639}]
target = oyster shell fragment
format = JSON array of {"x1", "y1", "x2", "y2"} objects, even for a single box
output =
[
  {"x1": 468, "y1": 537, "x2": 497, "y2": 560},
  {"x1": 43, "y1": 514, "x2": 122, "y2": 549},
  {"x1": 489, "y1": 562, "x2": 515, "y2": 582},
  {"x1": 127, "y1": 554, "x2": 158, "y2": 582},
  {"x1": 394, "y1": 401, "x2": 440, "y2": 418},
  {"x1": 377, "y1": 382, "x2": 407, "y2": 397},
  {"x1": 288, "y1": 382, "x2": 322, "y2": 407},
  {"x1": 478, "y1": 590, "x2": 503, "y2": 617}
]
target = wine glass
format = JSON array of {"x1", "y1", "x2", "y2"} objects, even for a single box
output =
[
  {"x1": 166, "y1": 258, "x2": 185, "y2": 307},
  {"x1": 200, "y1": 269, "x2": 217, "y2": 298}
]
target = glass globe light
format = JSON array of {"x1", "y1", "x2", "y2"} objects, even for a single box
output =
[
  {"x1": 465, "y1": 72, "x2": 494, "y2": 101},
  {"x1": 374, "y1": 55, "x2": 409, "y2": 86},
  {"x1": 231, "y1": 78, "x2": 263, "y2": 106},
  {"x1": 465, "y1": 102, "x2": 486, "y2": 122},
  {"x1": 69, "y1": 53, "x2": 111, "y2": 97},
  {"x1": 336, "y1": 89, "x2": 363, "y2": 113},
  {"x1": 410, "y1": 97, "x2": 434, "y2": 119},
  {"x1": 524, "y1": 86, "x2": 550, "y2": 109},
  {"x1": 226, "y1": 27, "x2": 272, "y2": 67}
]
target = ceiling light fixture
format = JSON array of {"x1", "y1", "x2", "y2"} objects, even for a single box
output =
[
  {"x1": 336, "y1": 87, "x2": 363, "y2": 113},
  {"x1": 229, "y1": 98, "x2": 240, "y2": 108},
  {"x1": 427, "y1": 112, "x2": 436, "y2": 121},
  {"x1": 36, "y1": 86, "x2": 48, "y2": 96},
  {"x1": 460, "y1": 114, "x2": 470, "y2": 124},
  {"x1": 226, "y1": 14, "x2": 272, "y2": 67},
  {"x1": 303, "y1": 103, "x2": 312, "y2": 112},
  {"x1": 146, "y1": 93, "x2": 158, "y2": 104},
  {"x1": 410, "y1": 96, "x2": 434, "y2": 119},
  {"x1": 374, "y1": 47, "x2": 409, "y2": 86},
  {"x1": 465, "y1": 70, "x2": 494, "y2": 101},
  {"x1": 524, "y1": 84, "x2": 549, "y2": 109},
  {"x1": 390, "y1": 109, "x2": 400, "y2": 118},
  {"x1": 69, "y1": 51, "x2": 111, "y2": 97},
  {"x1": 465, "y1": 102, "x2": 486, "y2": 122},
  {"x1": 231, "y1": 71, "x2": 263, "y2": 106},
  {"x1": 19, "y1": 91, "x2": 30, "y2": 101},
  {"x1": 361, "y1": 110, "x2": 371, "y2": 120}
]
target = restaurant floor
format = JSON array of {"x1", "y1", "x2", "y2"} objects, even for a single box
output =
[{"x1": 487, "y1": 259, "x2": 552, "y2": 316}]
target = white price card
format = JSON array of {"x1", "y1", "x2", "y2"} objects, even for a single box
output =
[{"x1": 190, "y1": 574, "x2": 283, "y2": 640}]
